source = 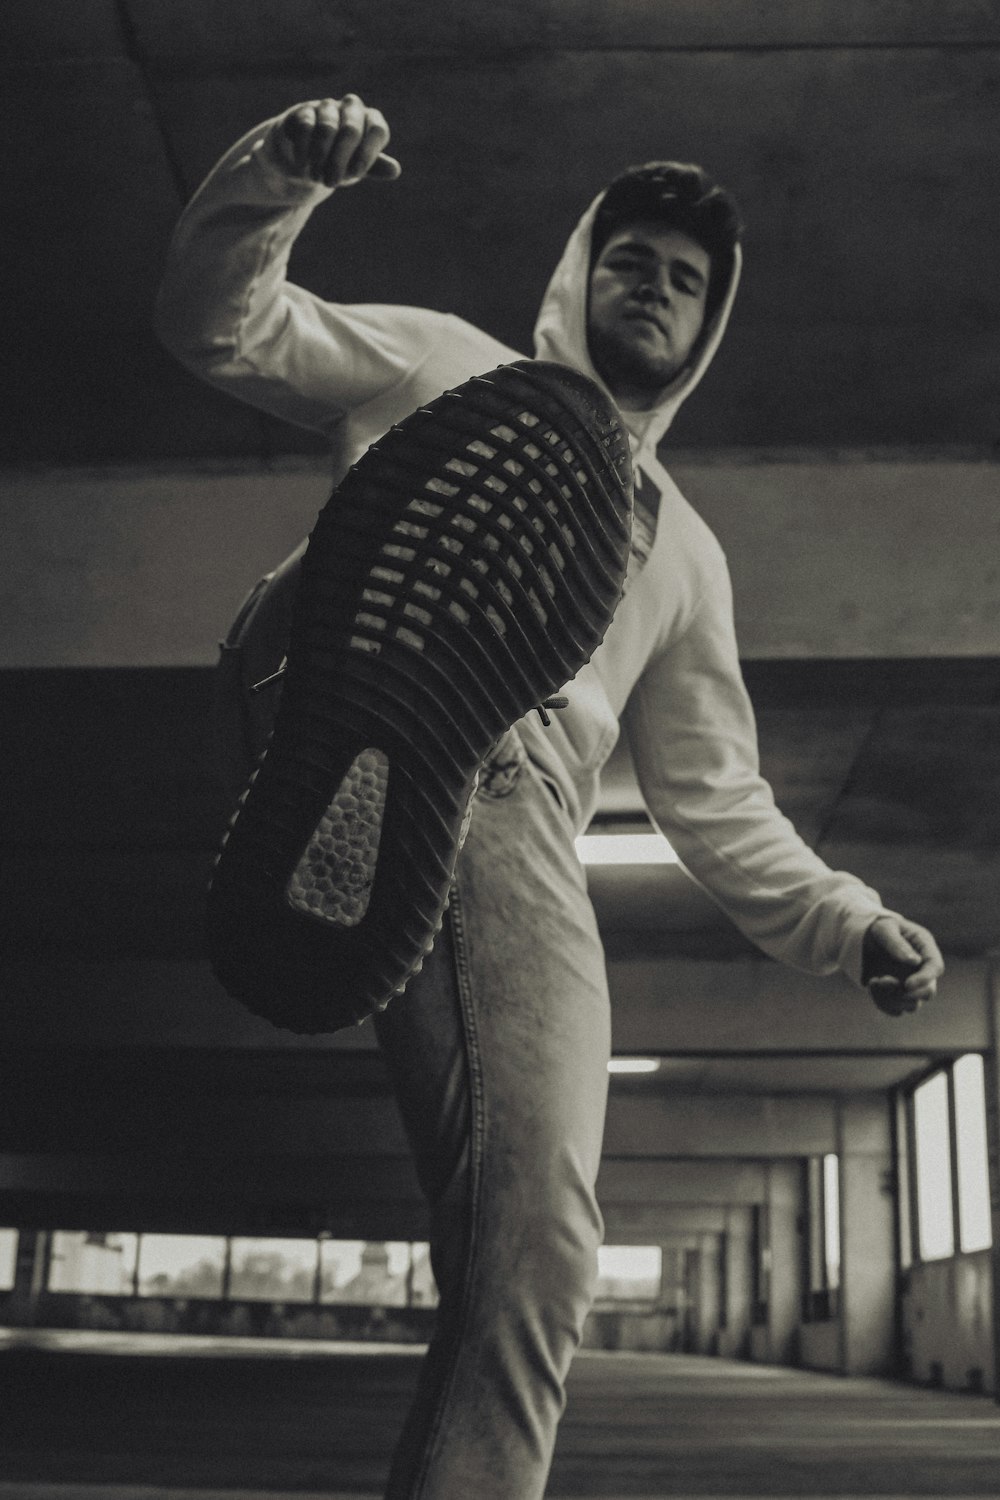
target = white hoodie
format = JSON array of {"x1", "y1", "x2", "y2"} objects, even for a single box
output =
[{"x1": 155, "y1": 112, "x2": 893, "y2": 984}]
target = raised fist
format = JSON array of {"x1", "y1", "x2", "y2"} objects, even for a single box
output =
[{"x1": 272, "y1": 94, "x2": 401, "y2": 187}]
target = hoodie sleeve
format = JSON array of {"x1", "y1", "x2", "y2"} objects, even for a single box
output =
[
  {"x1": 621, "y1": 545, "x2": 894, "y2": 985},
  {"x1": 153, "y1": 112, "x2": 432, "y2": 434}
]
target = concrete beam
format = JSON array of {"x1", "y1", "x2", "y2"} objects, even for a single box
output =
[
  {"x1": 0, "y1": 955, "x2": 989, "y2": 1056},
  {"x1": 0, "y1": 1152, "x2": 771, "y2": 1233},
  {"x1": 603, "y1": 1094, "x2": 836, "y2": 1159},
  {"x1": 0, "y1": 1150, "x2": 423, "y2": 1204},
  {"x1": 597, "y1": 1159, "x2": 768, "y2": 1206},
  {"x1": 0, "y1": 959, "x2": 354, "y2": 1050},
  {"x1": 601, "y1": 1204, "x2": 729, "y2": 1238},
  {"x1": 4, "y1": 461, "x2": 997, "y2": 668},
  {"x1": 0, "y1": 1061, "x2": 838, "y2": 1163},
  {"x1": 122, "y1": 1, "x2": 1000, "y2": 64},
  {"x1": 12, "y1": 0, "x2": 1000, "y2": 66},
  {"x1": 609, "y1": 956, "x2": 992, "y2": 1055},
  {"x1": 684, "y1": 460, "x2": 1000, "y2": 660}
]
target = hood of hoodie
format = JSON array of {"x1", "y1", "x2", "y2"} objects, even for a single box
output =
[{"x1": 532, "y1": 189, "x2": 741, "y2": 462}]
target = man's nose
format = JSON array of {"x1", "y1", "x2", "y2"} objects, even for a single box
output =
[{"x1": 637, "y1": 266, "x2": 671, "y2": 303}]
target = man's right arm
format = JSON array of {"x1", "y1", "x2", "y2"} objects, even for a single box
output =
[{"x1": 153, "y1": 95, "x2": 410, "y2": 434}]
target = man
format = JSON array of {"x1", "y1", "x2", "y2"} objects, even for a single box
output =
[{"x1": 156, "y1": 95, "x2": 943, "y2": 1500}]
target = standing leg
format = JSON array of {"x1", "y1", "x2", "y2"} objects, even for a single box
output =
[{"x1": 375, "y1": 734, "x2": 610, "y2": 1500}]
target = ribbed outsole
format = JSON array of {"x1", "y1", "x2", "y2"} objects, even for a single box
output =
[{"x1": 206, "y1": 359, "x2": 633, "y2": 1032}]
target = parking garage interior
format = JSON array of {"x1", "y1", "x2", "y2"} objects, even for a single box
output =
[{"x1": 2, "y1": 3, "x2": 1000, "y2": 1497}]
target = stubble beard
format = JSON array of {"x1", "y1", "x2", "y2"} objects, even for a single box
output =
[{"x1": 587, "y1": 322, "x2": 681, "y2": 408}]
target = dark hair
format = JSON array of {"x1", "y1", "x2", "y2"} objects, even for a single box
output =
[{"x1": 591, "y1": 162, "x2": 744, "y2": 328}]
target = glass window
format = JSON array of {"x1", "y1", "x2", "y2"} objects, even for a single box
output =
[
  {"x1": 48, "y1": 1232, "x2": 139, "y2": 1295},
  {"x1": 803, "y1": 1155, "x2": 840, "y2": 1320},
  {"x1": 319, "y1": 1239, "x2": 415, "y2": 1306},
  {"x1": 913, "y1": 1070, "x2": 955, "y2": 1261},
  {"x1": 136, "y1": 1235, "x2": 226, "y2": 1298},
  {"x1": 594, "y1": 1245, "x2": 662, "y2": 1304},
  {"x1": 954, "y1": 1053, "x2": 993, "y2": 1254},
  {"x1": 228, "y1": 1238, "x2": 318, "y2": 1302},
  {"x1": 823, "y1": 1153, "x2": 841, "y2": 1292},
  {"x1": 0, "y1": 1229, "x2": 18, "y2": 1291}
]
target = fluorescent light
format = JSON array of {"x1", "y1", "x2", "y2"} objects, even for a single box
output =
[
  {"x1": 607, "y1": 1057, "x2": 661, "y2": 1075},
  {"x1": 575, "y1": 831, "x2": 679, "y2": 865}
]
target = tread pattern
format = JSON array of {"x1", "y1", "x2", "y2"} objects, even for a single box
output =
[
  {"x1": 286, "y1": 746, "x2": 388, "y2": 926},
  {"x1": 207, "y1": 360, "x2": 633, "y2": 1033}
]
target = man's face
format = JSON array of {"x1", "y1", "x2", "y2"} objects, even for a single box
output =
[{"x1": 587, "y1": 220, "x2": 711, "y2": 409}]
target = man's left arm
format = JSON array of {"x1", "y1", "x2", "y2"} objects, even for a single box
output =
[{"x1": 622, "y1": 556, "x2": 943, "y2": 1007}]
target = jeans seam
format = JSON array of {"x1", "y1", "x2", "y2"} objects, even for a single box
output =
[{"x1": 411, "y1": 877, "x2": 486, "y2": 1498}]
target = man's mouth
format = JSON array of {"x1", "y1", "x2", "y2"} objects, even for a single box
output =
[{"x1": 623, "y1": 307, "x2": 669, "y2": 338}]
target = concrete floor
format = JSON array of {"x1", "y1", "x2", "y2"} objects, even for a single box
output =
[{"x1": 1, "y1": 1331, "x2": 999, "y2": 1497}]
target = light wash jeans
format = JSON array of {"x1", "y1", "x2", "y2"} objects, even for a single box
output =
[{"x1": 374, "y1": 729, "x2": 612, "y2": 1499}]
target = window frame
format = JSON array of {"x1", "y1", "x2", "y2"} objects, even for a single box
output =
[
  {"x1": 40, "y1": 1233, "x2": 439, "y2": 1310},
  {"x1": 903, "y1": 1054, "x2": 993, "y2": 1268}
]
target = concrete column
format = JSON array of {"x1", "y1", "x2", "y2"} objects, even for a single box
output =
[
  {"x1": 721, "y1": 1206, "x2": 753, "y2": 1358},
  {"x1": 5, "y1": 1230, "x2": 51, "y2": 1327},
  {"x1": 768, "y1": 1161, "x2": 802, "y2": 1365},
  {"x1": 696, "y1": 1231, "x2": 722, "y2": 1354},
  {"x1": 661, "y1": 1243, "x2": 685, "y2": 1349},
  {"x1": 839, "y1": 1094, "x2": 898, "y2": 1376},
  {"x1": 680, "y1": 1246, "x2": 699, "y2": 1352}
]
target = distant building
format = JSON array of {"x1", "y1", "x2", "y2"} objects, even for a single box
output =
[{"x1": 48, "y1": 1232, "x2": 132, "y2": 1295}]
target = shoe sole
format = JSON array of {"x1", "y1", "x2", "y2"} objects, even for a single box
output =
[{"x1": 206, "y1": 359, "x2": 632, "y2": 1032}]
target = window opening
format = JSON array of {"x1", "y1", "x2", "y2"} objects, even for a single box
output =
[
  {"x1": 823, "y1": 1153, "x2": 841, "y2": 1293},
  {"x1": 40, "y1": 1233, "x2": 440, "y2": 1312},
  {"x1": 954, "y1": 1053, "x2": 992, "y2": 1254},
  {"x1": 0, "y1": 1229, "x2": 18, "y2": 1292},
  {"x1": 47, "y1": 1232, "x2": 139, "y2": 1295},
  {"x1": 319, "y1": 1240, "x2": 437, "y2": 1307},
  {"x1": 803, "y1": 1154, "x2": 840, "y2": 1320},
  {"x1": 228, "y1": 1238, "x2": 320, "y2": 1303},
  {"x1": 594, "y1": 1245, "x2": 662, "y2": 1305},
  {"x1": 913, "y1": 1070, "x2": 955, "y2": 1261},
  {"x1": 136, "y1": 1235, "x2": 227, "y2": 1299}
]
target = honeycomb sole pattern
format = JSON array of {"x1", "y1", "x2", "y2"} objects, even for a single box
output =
[
  {"x1": 207, "y1": 359, "x2": 633, "y2": 1033},
  {"x1": 286, "y1": 747, "x2": 389, "y2": 926}
]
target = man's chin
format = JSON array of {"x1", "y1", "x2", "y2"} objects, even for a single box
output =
[
  {"x1": 605, "y1": 353, "x2": 678, "y2": 404},
  {"x1": 616, "y1": 329, "x2": 678, "y2": 374},
  {"x1": 588, "y1": 326, "x2": 684, "y2": 401}
]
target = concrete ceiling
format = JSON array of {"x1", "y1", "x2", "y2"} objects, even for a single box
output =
[
  {"x1": 2, "y1": 658, "x2": 997, "y2": 968},
  {"x1": 1, "y1": 4, "x2": 998, "y2": 1120},
  {"x1": 3, "y1": 1, "x2": 999, "y2": 464},
  {"x1": 591, "y1": 658, "x2": 1000, "y2": 961}
]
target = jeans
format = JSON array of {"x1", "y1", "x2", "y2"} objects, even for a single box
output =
[{"x1": 374, "y1": 730, "x2": 612, "y2": 1499}]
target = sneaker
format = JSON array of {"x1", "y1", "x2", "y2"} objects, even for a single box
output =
[{"x1": 206, "y1": 359, "x2": 633, "y2": 1032}]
